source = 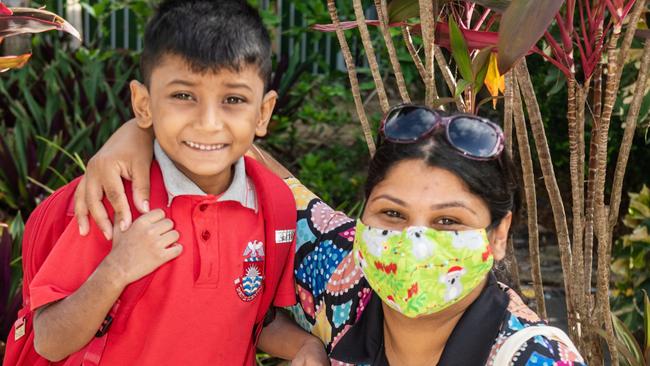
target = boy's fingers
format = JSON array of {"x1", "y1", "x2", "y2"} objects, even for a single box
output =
[
  {"x1": 153, "y1": 218, "x2": 175, "y2": 235},
  {"x1": 162, "y1": 243, "x2": 183, "y2": 260},
  {"x1": 138, "y1": 209, "x2": 166, "y2": 224},
  {"x1": 158, "y1": 230, "x2": 180, "y2": 246},
  {"x1": 131, "y1": 159, "x2": 152, "y2": 213},
  {"x1": 74, "y1": 177, "x2": 90, "y2": 236},
  {"x1": 146, "y1": 218, "x2": 174, "y2": 237}
]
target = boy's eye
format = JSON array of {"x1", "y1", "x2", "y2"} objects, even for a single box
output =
[
  {"x1": 225, "y1": 96, "x2": 245, "y2": 104},
  {"x1": 173, "y1": 92, "x2": 194, "y2": 101}
]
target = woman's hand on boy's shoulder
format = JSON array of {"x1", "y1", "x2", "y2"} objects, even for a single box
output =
[{"x1": 75, "y1": 119, "x2": 154, "y2": 240}]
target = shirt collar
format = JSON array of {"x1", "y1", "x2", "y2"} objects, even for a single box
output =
[
  {"x1": 153, "y1": 141, "x2": 257, "y2": 211},
  {"x1": 331, "y1": 272, "x2": 509, "y2": 366}
]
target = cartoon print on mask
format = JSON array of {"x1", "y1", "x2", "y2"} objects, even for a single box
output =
[
  {"x1": 384, "y1": 295, "x2": 402, "y2": 312},
  {"x1": 440, "y1": 266, "x2": 466, "y2": 302},
  {"x1": 362, "y1": 226, "x2": 390, "y2": 257},
  {"x1": 407, "y1": 226, "x2": 435, "y2": 260},
  {"x1": 354, "y1": 221, "x2": 493, "y2": 317},
  {"x1": 451, "y1": 230, "x2": 486, "y2": 250}
]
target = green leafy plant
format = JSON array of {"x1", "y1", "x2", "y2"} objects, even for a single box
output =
[
  {"x1": 612, "y1": 186, "x2": 650, "y2": 337},
  {"x1": 0, "y1": 38, "x2": 138, "y2": 214},
  {"x1": 607, "y1": 291, "x2": 650, "y2": 366}
]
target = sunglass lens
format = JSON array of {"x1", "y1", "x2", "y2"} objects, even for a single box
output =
[
  {"x1": 448, "y1": 117, "x2": 499, "y2": 158},
  {"x1": 384, "y1": 106, "x2": 438, "y2": 142}
]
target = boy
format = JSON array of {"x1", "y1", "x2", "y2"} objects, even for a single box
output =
[{"x1": 29, "y1": 1, "x2": 323, "y2": 364}]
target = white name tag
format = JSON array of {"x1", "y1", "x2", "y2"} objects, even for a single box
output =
[{"x1": 275, "y1": 229, "x2": 295, "y2": 244}]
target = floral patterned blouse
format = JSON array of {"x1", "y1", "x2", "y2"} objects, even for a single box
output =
[{"x1": 284, "y1": 178, "x2": 587, "y2": 366}]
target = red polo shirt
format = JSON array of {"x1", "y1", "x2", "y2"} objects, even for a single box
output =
[{"x1": 30, "y1": 155, "x2": 296, "y2": 365}]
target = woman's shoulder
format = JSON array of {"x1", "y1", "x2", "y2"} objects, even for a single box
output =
[
  {"x1": 284, "y1": 178, "x2": 356, "y2": 244},
  {"x1": 284, "y1": 178, "x2": 370, "y2": 347},
  {"x1": 487, "y1": 283, "x2": 587, "y2": 366}
]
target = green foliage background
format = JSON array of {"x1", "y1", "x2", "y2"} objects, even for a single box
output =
[{"x1": 0, "y1": 0, "x2": 649, "y2": 358}]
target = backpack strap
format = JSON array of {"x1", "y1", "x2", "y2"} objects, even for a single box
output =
[
  {"x1": 81, "y1": 162, "x2": 168, "y2": 366},
  {"x1": 493, "y1": 325, "x2": 580, "y2": 365},
  {"x1": 243, "y1": 157, "x2": 296, "y2": 328},
  {"x1": 22, "y1": 177, "x2": 82, "y2": 310}
]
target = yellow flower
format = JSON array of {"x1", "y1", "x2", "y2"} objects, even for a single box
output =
[{"x1": 484, "y1": 53, "x2": 505, "y2": 109}]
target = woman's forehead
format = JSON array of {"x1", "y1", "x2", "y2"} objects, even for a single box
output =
[{"x1": 371, "y1": 160, "x2": 479, "y2": 207}]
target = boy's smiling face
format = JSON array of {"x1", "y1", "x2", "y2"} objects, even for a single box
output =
[{"x1": 131, "y1": 54, "x2": 276, "y2": 195}]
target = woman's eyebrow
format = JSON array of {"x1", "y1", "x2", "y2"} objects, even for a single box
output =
[
  {"x1": 431, "y1": 201, "x2": 478, "y2": 215},
  {"x1": 371, "y1": 194, "x2": 407, "y2": 206}
]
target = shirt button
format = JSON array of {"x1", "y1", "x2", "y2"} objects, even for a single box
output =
[
  {"x1": 199, "y1": 204, "x2": 208, "y2": 211},
  {"x1": 201, "y1": 230, "x2": 211, "y2": 241}
]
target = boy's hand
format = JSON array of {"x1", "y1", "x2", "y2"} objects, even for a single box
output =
[
  {"x1": 292, "y1": 337, "x2": 330, "y2": 366},
  {"x1": 102, "y1": 209, "x2": 182, "y2": 286}
]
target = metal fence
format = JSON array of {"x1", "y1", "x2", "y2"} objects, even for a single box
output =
[{"x1": 42, "y1": 0, "x2": 351, "y2": 74}]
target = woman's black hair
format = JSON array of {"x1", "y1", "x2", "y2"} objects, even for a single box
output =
[{"x1": 364, "y1": 122, "x2": 520, "y2": 228}]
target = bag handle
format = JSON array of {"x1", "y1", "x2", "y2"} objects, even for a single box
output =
[{"x1": 493, "y1": 325, "x2": 580, "y2": 365}]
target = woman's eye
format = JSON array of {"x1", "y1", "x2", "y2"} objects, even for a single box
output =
[
  {"x1": 436, "y1": 217, "x2": 459, "y2": 226},
  {"x1": 173, "y1": 92, "x2": 194, "y2": 101},
  {"x1": 383, "y1": 210, "x2": 404, "y2": 219},
  {"x1": 225, "y1": 96, "x2": 245, "y2": 104}
]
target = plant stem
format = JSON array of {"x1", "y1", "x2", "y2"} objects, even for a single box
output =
[
  {"x1": 515, "y1": 59, "x2": 574, "y2": 337},
  {"x1": 419, "y1": 0, "x2": 438, "y2": 107},
  {"x1": 375, "y1": 0, "x2": 410, "y2": 103},
  {"x1": 593, "y1": 3, "x2": 645, "y2": 364},
  {"x1": 608, "y1": 39, "x2": 650, "y2": 232},
  {"x1": 513, "y1": 76, "x2": 546, "y2": 319},
  {"x1": 327, "y1": 0, "x2": 376, "y2": 155},
  {"x1": 352, "y1": 0, "x2": 390, "y2": 114},
  {"x1": 402, "y1": 25, "x2": 427, "y2": 83},
  {"x1": 434, "y1": 46, "x2": 466, "y2": 112},
  {"x1": 504, "y1": 71, "x2": 514, "y2": 156}
]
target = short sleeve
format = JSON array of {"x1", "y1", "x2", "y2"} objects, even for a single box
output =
[
  {"x1": 272, "y1": 235, "x2": 297, "y2": 307},
  {"x1": 284, "y1": 177, "x2": 356, "y2": 295},
  {"x1": 30, "y1": 216, "x2": 111, "y2": 311},
  {"x1": 286, "y1": 179, "x2": 355, "y2": 294}
]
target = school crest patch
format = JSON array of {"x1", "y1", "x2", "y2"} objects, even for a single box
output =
[{"x1": 235, "y1": 240, "x2": 265, "y2": 301}]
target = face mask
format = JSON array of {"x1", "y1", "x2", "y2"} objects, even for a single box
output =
[{"x1": 353, "y1": 220, "x2": 494, "y2": 317}]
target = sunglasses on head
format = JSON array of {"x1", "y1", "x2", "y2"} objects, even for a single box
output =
[{"x1": 379, "y1": 104, "x2": 505, "y2": 160}]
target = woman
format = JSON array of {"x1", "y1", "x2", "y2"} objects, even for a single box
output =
[{"x1": 74, "y1": 105, "x2": 585, "y2": 365}]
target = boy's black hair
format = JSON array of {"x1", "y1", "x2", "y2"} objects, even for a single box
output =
[{"x1": 141, "y1": 0, "x2": 272, "y2": 88}]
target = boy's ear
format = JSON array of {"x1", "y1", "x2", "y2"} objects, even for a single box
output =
[
  {"x1": 488, "y1": 211, "x2": 512, "y2": 261},
  {"x1": 255, "y1": 90, "x2": 278, "y2": 137},
  {"x1": 130, "y1": 80, "x2": 153, "y2": 129}
]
